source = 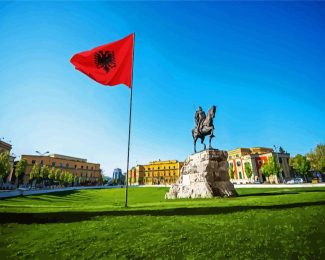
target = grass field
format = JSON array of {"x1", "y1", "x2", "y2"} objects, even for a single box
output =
[{"x1": 0, "y1": 187, "x2": 325, "y2": 259}]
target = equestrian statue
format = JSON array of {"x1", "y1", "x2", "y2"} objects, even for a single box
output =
[{"x1": 192, "y1": 105, "x2": 216, "y2": 153}]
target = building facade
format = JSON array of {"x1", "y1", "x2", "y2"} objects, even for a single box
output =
[
  {"x1": 21, "y1": 154, "x2": 102, "y2": 185},
  {"x1": 112, "y1": 168, "x2": 125, "y2": 184},
  {"x1": 228, "y1": 147, "x2": 290, "y2": 184},
  {"x1": 128, "y1": 160, "x2": 184, "y2": 185}
]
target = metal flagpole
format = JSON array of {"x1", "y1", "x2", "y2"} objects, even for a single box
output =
[{"x1": 125, "y1": 33, "x2": 135, "y2": 207}]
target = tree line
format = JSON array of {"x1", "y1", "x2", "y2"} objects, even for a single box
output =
[{"x1": 0, "y1": 154, "x2": 97, "y2": 188}]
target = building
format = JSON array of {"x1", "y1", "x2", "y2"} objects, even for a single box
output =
[
  {"x1": 128, "y1": 160, "x2": 184, "y2": 185},
  {"x1": 128, "y1": 165, "x2": 145, "y2": 185},
  {"x1": 112, "y1": 168, "x2": 125, "y2": 184},
  {"x1": 0, "y1": 140, "x2": 15, "y2": 183},
  {"x1": 228, "y1": 147, "x2": 291, "y2": 184},
  {"x1": 21, "y1": 154, "x2": 102, "y2": 185}
]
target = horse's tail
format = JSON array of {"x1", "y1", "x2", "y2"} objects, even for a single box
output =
[{"x1": 192, "y1": 128, "x2": 198, "y2": 139}]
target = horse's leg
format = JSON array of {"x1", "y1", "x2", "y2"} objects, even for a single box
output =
[
  {"x1": 209, "y1": 134, "x2": 213, "y2": 149},
  {"x1": 201, "y1": 136, "x2": 206, "y2": 150},
  {"x1": 194, "y1": 137, "x2": 197, "y2": 153},
  {"x1": 192, "y1": 129, "x2": 198, "y2": 153}
]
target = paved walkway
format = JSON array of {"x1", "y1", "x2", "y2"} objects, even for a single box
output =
[
  {"x1": 234, "y1": 183, "x2": 325, "y2": 188},
  {"x1": 0, "y1": 185, "x2": 121, "y2": 199},
  {"x1": 0, "y1": 183, "x2": 324, "y2": 199}
]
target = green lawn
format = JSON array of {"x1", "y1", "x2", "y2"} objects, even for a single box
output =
[{"x1": 0, "y1": 187, "x2": 325, "y2": 259}]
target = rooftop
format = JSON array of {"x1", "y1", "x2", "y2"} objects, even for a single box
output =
[{"x1": 48, "y1": 154, "x2": 87, "y2": 162}]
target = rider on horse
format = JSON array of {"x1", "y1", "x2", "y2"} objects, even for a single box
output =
[
  {"x1": 192, "y1": 105, "x2": 216, "y2": 152},
  {"x1": 195, "y1": 106, "x2": 206, "y2": 135}
]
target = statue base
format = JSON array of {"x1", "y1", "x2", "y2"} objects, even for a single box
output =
[{"x1": 165, "y1": 149, "x2": 237, "y2": 199}]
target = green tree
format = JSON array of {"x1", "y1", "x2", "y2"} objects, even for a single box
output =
[
  {"x1": 48, "y1": 167, "x2": 55, "y2": 181},
  {"x1": 40, "y1": 165, "x2": 49, "y2": 180},
  {"x1": 261, "y1": 157, "x2": 281, "y2": 183},
  {"x1": 244, "y1": 162, "x2": 253, "y2": 179},
  {"x1": 74, "y1": 175, "x2": 79, "y2": 186},
  {"x1": 229, "y1": 163, "x2": 235, "y2": 179},
  {"x1": 291, "y1": 154, "x2": 310, "y2": 182},
  {"x1": 64, "y1": 172, "x2": 72, "y2": 185},
  {"x1": 68, "y1": 173, "x2": 74, "y2": 185},
  {"x1": 60, "y1": 171, "x2": 66, "y2": 185},
  {"x1": 15, "y1": 158, "x2": 28, "y2": 185},
  {"x1": 54, "y1": 169, "x2": 61, "y2": 183},
  {"x1": 0, "y1": 152, "x2": 10, "y2": 186},
  {"x1": 307, "y1": 144, "x2": 325, "y2": 172},
  {"x1": 29, "y1": 163, "x2": 40, "y2": 186}
]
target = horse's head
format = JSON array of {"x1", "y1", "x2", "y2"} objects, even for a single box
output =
[{"x1": 208, "y1": 105, "x2": 216, "y2": 119}]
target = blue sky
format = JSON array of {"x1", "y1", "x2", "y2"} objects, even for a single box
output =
[{"x1": 0, "y1": 1, "x2": 324, "y2": 176}]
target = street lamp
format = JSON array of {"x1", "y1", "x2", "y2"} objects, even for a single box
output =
[{"x1": 35, "y1": 151, "x2": 50, "y2": 156}]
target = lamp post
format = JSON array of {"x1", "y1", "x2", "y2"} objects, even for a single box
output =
[{"x1": 35, "y1": 151, "x2": 50, "y2": 156}]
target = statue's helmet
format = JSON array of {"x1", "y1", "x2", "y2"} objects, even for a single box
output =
[{"x1": 198, "y1": 106, "x2": 202, "y2": 111}]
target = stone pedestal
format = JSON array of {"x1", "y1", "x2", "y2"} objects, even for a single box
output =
[{"x1": 165, "y1": 149, "x2": 237, "y2": 199}]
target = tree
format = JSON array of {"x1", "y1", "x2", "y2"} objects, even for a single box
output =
[
  {"x1": 54, "y1": 169, "x2": 61, "y2": 183},
  {"x1": 244, "y1": 162, "x2": 253, "y2": 179},
  {"x1": 29, "y1": 163, "x2": 40, "y2": 186},
  {"x1": 69, "y1": 173, "x2": 74, "y2": 185},
  {"x1": 60, "y1": 171, "x2": 66, "y2": 185},
  {"x1": 307, "y1": 144, "x2": 325, "y2": 172},
  {"x1": 65, "y1": 172, "x2": 73, "y2": 185},
  {"x1": 15, "y1": 159, "x2": 28, "y2": 185},
  {"x1": 48, "y1": 167, "x2": 55, "y2": 181},
  {"x1": 0, "y1": 152, "x2": 10, "y2": 186},
  {"x1": 74, "y1": 175, "x2": 79, "y2": 186},
  {"x1": 40, "y1": 165, "x2": 50, "y2": 183},
  {"x1": 261, "y1": 157, "x2": 281, "y2": 182},
  {"x1": 229, "y1": 163, "x2": 235, "y2": 179},
  {"x1": 291, "y1": 154, "x2": 310, "y2": 182}
]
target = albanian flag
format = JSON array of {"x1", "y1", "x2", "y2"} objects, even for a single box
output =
[{"x1": 70, "y1": 33, "x2": 134, "y2": 88}]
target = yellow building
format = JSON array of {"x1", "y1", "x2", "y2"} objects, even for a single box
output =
[
  {"x1": 21, "y1": 154, "x2": 102, "y2": 185},
  {"x1": 128, "y1": 160, "x2": 184, "y2": 185}
]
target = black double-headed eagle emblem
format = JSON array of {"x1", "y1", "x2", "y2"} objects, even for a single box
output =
[{"x1": 94, "y1": 50, "x2": 116, "y2": 73}]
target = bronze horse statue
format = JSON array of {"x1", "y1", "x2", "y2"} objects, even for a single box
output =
[{"x1": 192, "y1": 105, "x2": 216, "y2": 153}]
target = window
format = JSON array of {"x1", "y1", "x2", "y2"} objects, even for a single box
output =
[
  {"x1": 91, "y1": 167, "x2": 93, "y2": 170},
  {"x1": 236, "y1": 161, "x2": 241, "y2": 167},
  {"x1": 60, "y1": 163, "x2": 63, "y2": 168},
  {"x1": 239, "y1": 171, "x2": 242, "y2": 179},
  {"x1": 81, "y1": 166, "x2": 84, "y2": 169},
  {"x1": 229, "y1": 162, "x2": 233, "y2": 167},
  {"x1": 52, "y1": 162, "x2": 56, "y2": 167},
  {"x1": 32, "y1": 160, "x2": 36, "y2": 164},
  {"x1": 74, "y1": 165, "x2": 77, "y2": 169},
  {"x1": 40, "y1": 160, "x2": 43, "y2": 164},
  {"x1": 86, "y1": 166, "x2": 88, "y2": 170},
  {"x1": 279, "y1": 158, "x2": 282, "y2": 163},
  {"x1": 66, "y1": 163, "x2": 69, "y2": 168}
]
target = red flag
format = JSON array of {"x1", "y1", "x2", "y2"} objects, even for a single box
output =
[{"x1": 70, "y1": 33, "x2": 134, "y2": 88}]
